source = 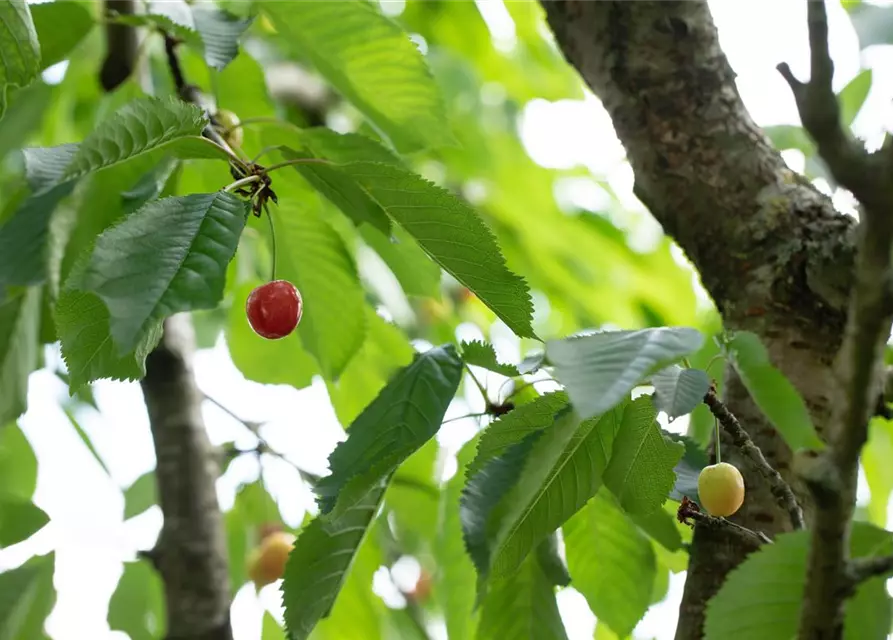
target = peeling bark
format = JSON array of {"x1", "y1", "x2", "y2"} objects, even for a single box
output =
[
  {"x1": 540, "y1": 2, "x2": 856, "y2": 637},
  {"x1": 141, "y1": 315, "x2": 232, "y2": 640}
]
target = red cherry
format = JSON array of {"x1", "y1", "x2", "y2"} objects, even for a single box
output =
[{"x1": 246, "y1": 280, "x2": 303, "y2": 340}]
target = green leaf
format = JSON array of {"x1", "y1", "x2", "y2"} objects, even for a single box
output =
[
  {"x1": 0, "y1": 1, "x2": 40, "y2": 120},
  {"x1": 262, "y1": 613, "x2": 286, "y2": 640},
  {"x1": 472, "y1": 407, "x2": 618, "y2": 580},
  {"x1": 839, "y1": 69, "x2": 872, "y2": 127},
  {"x1": 281, "y1": 485, "x2": 384, "y2": 640},
  {"x1": 564, "y1": 489, "x2": 657, "y2": 638},
  {"x1": 190, "y1": 4, "x2": 253, "y2": 71},
  {"x1": 315, "y1": 345, "x2": 462, "y2": 516},
  {"x1": 535, "y1": 533, "x2": 571, "y2": 587},
  {"x1": 261, "y1": 1, "x2": 454, "y2": 153},
  {"x1": 603, "y1": 397, "x2": 684, "y2": 515},
  {"x1": 651, "y1": 366, "x2": 710, "y2": 420},
  {"x1": 385, "y1": 440, "x2": 440, "y2": 554},
  {"x1": 0, "y1": 553, "x2": 55, "y2": 640},
  {"x1": 55, "y1": 288, "x2": 164, "y2": 391},
  {"x1": 630, "y1": 507, "x2": 684, "y2": 552},
  {"x1": 22, "y1": 143, "x2": 77, "y2": 191},
  {"x1": 325, "y1": 308, "x2": 414, "y2": 426},
  {"x1": 0, "y1": 498, "x2": 48, "y2": 546},
  {"x1": 108, "y1": 560, "x2": 166, "y2": 640},
  {"x1": 0, "y1": 81, "x2": 52, "y2": 161},
  {"x1": 123, "y1": 472, "x2": 157, "y2": 520},
  {"x1": 705, "y1": 523, "x2": 892, "y2": 640},
  {"x1": 323, "y1": 161, "x2": 535, "y2": 338},
  {"x1": 270, "y1": 194, "x2": 366, "y2": 379},
  {"x1": 30, "y1": 1, "x2": 94, "y2": 71},
  {"x1": 0, "y1": 423, "x2": 36, "y2": 500},
  {"x1": 725, "y1": 331, "x2": 823, "y2": 451},
  {"x1": 70, "y1": 192, "x2": 248, "y2": 355},
  {"x1": 0, "y1": 287, "x2": 41, "y2": 425},
  {"x1": 225, "y1": 481, "x2": 283, "y2": 594},
  {"x1": 0, "y1": 182, "x2": 75, "y2": 287},
  {"x1": 475, "y1": 554, "x2": 568, "y2": 640},
  {"x1": 763, "y1": 124, "x2": 814, "y2": 155},
  {"x1": 435, "y1": 440, "x2": 480, "y2": 640},
  {"x1": 862, "y1": 417, "x2": 893, "y2": 526},
  {"x1": 461, "y1": 340, "x2": 521, "y2": 377},
  {"x1": 469, "y1": 391, "x2": 570, "y2": 475},
  {"x1": 360, "y1": 225, "x2": 441, "y2": 299},
  {"x1": 62, "y1": 409, "x2": 111, "y2": 476},
  {"x1": 226, "y1": 280, "x2": 318, "y2": 390},
  {"x1": 547, "y1": 327, "x2": 704, "y2": 420},
  {"x1": 666, "y1": 432, "x2": 708, "y2": 504}
]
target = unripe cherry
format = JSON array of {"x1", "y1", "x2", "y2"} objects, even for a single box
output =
[
  {"x1": 246, "y1": 280, "x2": 302, "y2": 340},
  {"x1": 697, "y1": 462, "x2": 745, "y2": 517},
  {"x1": 216, "y1": 109, "x2": 243, "y2": 148}
]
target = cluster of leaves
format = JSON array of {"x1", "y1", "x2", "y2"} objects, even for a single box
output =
[{"x1": 4, "y1": 1, "x2": 893, "y2": 640}]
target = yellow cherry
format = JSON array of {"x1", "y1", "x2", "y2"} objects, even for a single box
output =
[
  {"x1": 247, "y1": 531, "x2": 296, "y2": 589},
  {"x1": 697, "y1": 462, "x2": 745, "y2": 517}
]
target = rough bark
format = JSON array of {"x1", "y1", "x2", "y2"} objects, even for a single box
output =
[
  {"x1": 141, "y1": 315, "x2": 232, "y2": 640},
  {"x1": 540, "y1": 2, "x2": 856, "y2": 637}
]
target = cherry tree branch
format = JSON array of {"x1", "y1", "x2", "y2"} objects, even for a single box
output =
[
  {"x1": 677, "y1": 499, "x2": 771, "y2": 549},
  {"x1": 778, "y1": 3, "x2": 893, "y2": 638},
  {"x1": 703, "y1": 387, "x2": 804, "y2": 530}
]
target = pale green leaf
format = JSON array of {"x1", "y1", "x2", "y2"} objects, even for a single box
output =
[
  {"x1": 325, "y1": 308, "x2": 414, "y2": 426},
  {"x1": 839, "y1": 69, "x2": 872, "y2": 127},
  {"x1": 0, "y1": 423, "x2": 36, "y2": 500},
  {"x1": 630, "y1": 507, "x2": 684, "y2": 552},
  {"x1": 315, "y1": 345, "x2": 462, "y2": 516},
  {"x1": 651, "y1": 366, "x2": 710, "y2": 420},
  {"x1": 108, "y1": 560, "x2": 166, "y2": 640},
  {"x1": 604, "y1": 397, "x2": 684, "y2": 515},
  {"x1": 31, "y1": 1, "x2": 94, "y2": 71},
  {"x1": 271, "y1": 195, "x2": 366, "y2": 380},
  {"x1": 0, "y1": 1, "x2": 40, "y2": 119},
  {"x1": 461, "y1": 340, "x2": 521, "y2": 377},
  {"x1": 0, "y1": 81, "x2": 52, "y2": 161},
  {"x1": 226, "y1": 280, "x2": 318, "y2": 391},
  {"x1": 0, "y1": 498, "x2": 48, "y2": 546},
  {"x1": 281, "y1": 485, "x2": 384, "y2": 640},
  {"x1": 475, "y1": 554, "x2": 568, "y2": 640},
  {"x1": 330, "y1": 161, "x2": 534, "y2": 338},
  {"x1": 726, "y1": 331, "x2": 823, "y2": 451},
  {"x1": 845, "y1": 523, "x2": 893, "y2": 640},
  {"x1": 190, "y1": 4, "x2": 253, "y2": 70},
  {"x1": 862, "y1": 417, "x2": 893, "y2": 526},
  {"x1": 0, "y1": 287, "x2": 40, "y2": 424},
  {"x1": 564, "y1": 489, "x2": 656, "y2": 638},
  {"x1": 470, "y1": 391, "x2": 570, "y2": 475},
  {"x1": 547, "y1": 327, "x2": 704, "y2": 420},
  {"x1": 262, "y1": 613, "x2": 286, "y2": 640},
  {"x1": 384, "y1": 440, "x2": 440, "y2": 554},
  {"x1": 0, "y1": 553, "x2": 55, "y2": 640},
  {"x1": 123, "y1": 472, "x2": 157, "y2": 520},
  {"x1": 71, "y1": 192, "x2": 248, "y2": 355},
  {"x1": 262, "y1": 1, "x2": 454, "y2": 153}
]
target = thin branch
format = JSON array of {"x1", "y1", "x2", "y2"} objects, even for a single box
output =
[
  {"x1": 703, "y1": 387, "x2": 805, "y2": 530},
  {"x1": 778, "y1": 3, "x2": 893, "y2": 638},
  {"x1": 846, "y1": 554, "x2": 893, "y2": 589},
  {"x1": 678, "y1": 499, "x2": 770, "y2": 550}
]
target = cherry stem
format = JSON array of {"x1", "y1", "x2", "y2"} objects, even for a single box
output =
[
  {"x1": 264, "y1": 201, "x2": 277, "y2": 281},
  {"x1": 223, "y1": 175, "x2": 261, "y2": 193},
  {"x1": 714, "y1": 416, "x2": 722, "y2": 464},
  {"x1": 264, "y1": 157, "x2": 332, "y2": 174},
  {"x1": 441, "y1": 411, "x2": 490, "y2": 425},
  {"x1": 463, "y1": 364, "x2": 489, "y2": 404}
]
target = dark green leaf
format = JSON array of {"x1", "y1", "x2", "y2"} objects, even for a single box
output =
[
  {"x1": 651, "y1": 366, "x2": 710, "y2": 420},
  {"x1": 315, "y1": 345, "x2": 462, "y2": 516},
  {"x1": 475, "y1": 554, "x2": 568, "y2": 640},
  {"x1": 603, "y1": 397, "x2": 684, "y2": 515},
  {"x1": 22, "y1": 143, "x2": 77, "y2": 191},
  {"x1": 535, "y1": 533, "x2": 571, "y2": 587},
  {"x1": 470, "y1": 391, "x2": 570, "y2": 475},
  {"x1": 0, "y1": 287, "x2": 40, "y2": 424},
  {"x1": 108, "y1": 560, "x2": 166, "y2": 640},
  {"x1": 725, "y1": 331, "x2": 823, "y2": 451},
  {"x1": 31, "y1": 1, "x2": 94, "y2": 70},
  {"x1": 262, "y1": 1, "x2": 454, "y2": 153},
  {"x1": 70, "y1": 192, "x2": 248, "y2": 355},
  {"x1": 0, "y1": 1, "x2": 40, "y2": 120},
  {"x1": 461, "y1": 340, "x2": 520, "y2": 377},
  {"x1": 190, "y1": 4, "x2": 253, "y2": 71},
  {"x1": 281, "y1": 485, "x2": 384, "y2": 640},
  {"x1": 564, "y1": 489, "x2": 657, "y2": 638},
  {"x1": 0, "y1": 498, "x2": 48, "y2": 546},
  {"x1": 0, "y1": 423, "x2": 36, "y2": 500},
  {"x1": 839, "y1": 69, "x2": 872, "y2": 127},
  {"x1": 666, "y1": 432, "x2": 709, "y2": 504},
  {"x1": 0, "y1": 182, "x2": 74, "y2": 287},
  {"x1": 547, "y1": 327, "x2": 704, "y2": 420},
  {"x1": 0, "y1": 553, "x2": 55, "y2": 640},
  {"x1": 123, "y1": 472, "x2": 157, "y2": 520}
]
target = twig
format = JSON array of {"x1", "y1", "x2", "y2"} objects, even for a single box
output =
[
  {"x1": 846, "y1": 554, "x2": 893, "y2": 588},
  {"x1": 778, "y1": 3, "x2": 893, "y2": 638},
  {"x1": 703, "y1": 387, "x2": 805, "y2": 530},
  {"x1": 677, "y1": 498, "x2": 770, "y2": 549}
]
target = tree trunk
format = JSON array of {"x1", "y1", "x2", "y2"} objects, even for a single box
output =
[
  {"x1": 141, "y1": 315, "x2": 232, "y2": 640},
  {"x1": 541, "y1": 2, "x2": 856, "y2": 637}
]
